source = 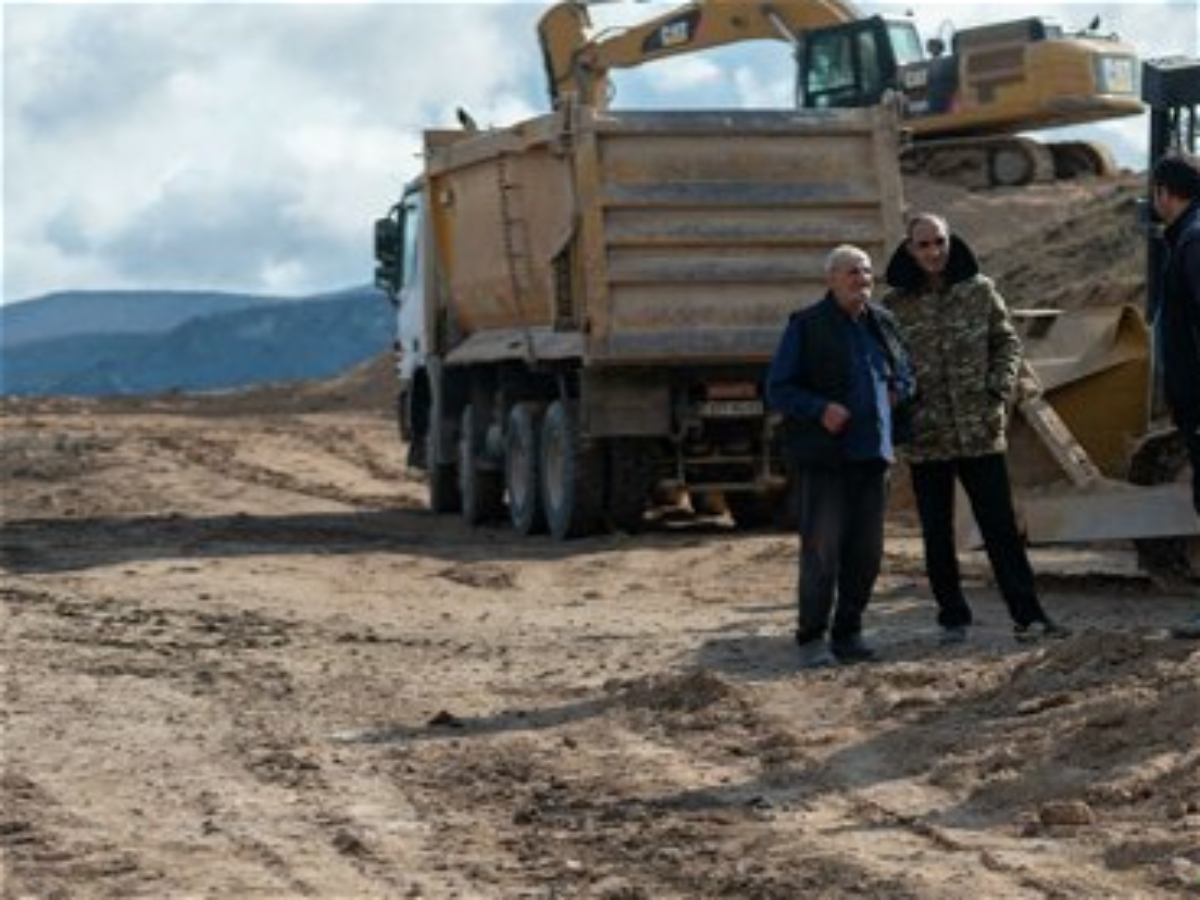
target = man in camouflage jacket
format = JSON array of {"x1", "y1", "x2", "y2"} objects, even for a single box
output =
[{"x1": 881, "y1": 213, "x2": 1067, "y2": 644}]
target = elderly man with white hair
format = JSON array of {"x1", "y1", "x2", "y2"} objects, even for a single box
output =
[{"x1": 767, "y1": 244, "x2": 915, "y2": 669}]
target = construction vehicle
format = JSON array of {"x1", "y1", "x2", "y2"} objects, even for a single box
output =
[
  {"x1": 374, "y1": 101, "x2": 904, "y2": 538},
  {"x1": 537, "y1": 0, "x2": 1144, "y2": 189},
  {"x1": 958, "y1": 56, "x2": 1200, "y2": 578}
]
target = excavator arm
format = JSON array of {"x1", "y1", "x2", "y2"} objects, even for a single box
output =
[{"x1": 537, "y1": 0, "x2": 861, "y2": 109}]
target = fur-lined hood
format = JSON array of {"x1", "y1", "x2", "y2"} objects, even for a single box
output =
[{"x1": 884, "y1": 232, "x2": 982, "y2": 291}]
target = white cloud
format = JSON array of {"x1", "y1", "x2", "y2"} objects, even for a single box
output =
[
  {"x1": 3, "y1": 0, "x2": 1198, "y2": 303},
  {"x1": 3, "y1": 3, "x2": 544, "y2": 303}
]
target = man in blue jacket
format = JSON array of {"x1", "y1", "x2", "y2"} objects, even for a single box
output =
[
  {"x1": 1151, "y1": 153, "x2": 1200, "y2": 638},
  {"x1": 767, "y1": 245, "x2": 914, "y2": 668}
]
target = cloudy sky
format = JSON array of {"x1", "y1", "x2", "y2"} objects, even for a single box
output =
[{"x1": 3, "y1": 0, "x2": 1198, "y2": 305}]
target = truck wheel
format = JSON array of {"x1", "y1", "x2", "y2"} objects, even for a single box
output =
[
  {"x1": 426, "y1": 427, "x2": 461, "y2": 514},
  {"x1": 458, "y1": 404, "x2": 504, "y2": 525},
  {"x1": 506, "y1": 402, "x2": 546, "y2": 535},
  {"x1": 540, "y1": 400, "x2": 602, "y2": 540}
]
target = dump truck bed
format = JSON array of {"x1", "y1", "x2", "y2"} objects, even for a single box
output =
[{"x1": 424, "y1": 104, "x2": 905, "y2": 367}]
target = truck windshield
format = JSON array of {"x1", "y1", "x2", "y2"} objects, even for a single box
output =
[
  {"x1": 400, "y1": 194, "x2": 421, "y2": 290},
  {"x1": 886, "y1": 21, "x2": 925, "y2": 66}
]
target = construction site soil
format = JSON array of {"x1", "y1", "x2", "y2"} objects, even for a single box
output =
[{"x1": 2, "y1": 173, "x2": 1198, "y2": 899}]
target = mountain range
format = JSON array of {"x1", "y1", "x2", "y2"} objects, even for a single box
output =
[{"x1": 0, "y1": 286, "x2": 394, "y2": 397}]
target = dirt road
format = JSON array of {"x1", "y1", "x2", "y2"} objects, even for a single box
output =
[{"x1": 2, "y1": 398, "x2": 1198, "y2": 899}]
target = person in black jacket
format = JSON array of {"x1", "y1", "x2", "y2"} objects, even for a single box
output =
[
  {"x1": 767, "y1": 245, "x2": 915, "y2": 668},
  {"x1": 1151, "y1": 152, "x2": 1200, "y2": 639}
]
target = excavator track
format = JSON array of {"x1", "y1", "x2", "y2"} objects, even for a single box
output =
[
  {"x1": 901, "y1": 135, "x2": 1057, "y2": 190},
  {"x1": 902, "y1": 135, "x2": 1120, "y2": 190},
  {"x1": 1049, "y1": 140, "x2": 1119, "y2": 180}
]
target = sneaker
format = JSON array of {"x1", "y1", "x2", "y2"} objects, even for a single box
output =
[
  {"x1": 1169, "y1": 614, "x2": 1200, "y2": 640},
  {"x1": 938, "y1": 625, "x2": 969, "y2": 646},
  {"x1": 1014, "y1": 618, "x2": 1072, "y2": 644},
  {"x1": 830, "y1": 634, "x2": 878, "y2": 664},
  {"x1": 796, "y1": 639, "x2": 837, "y2": 669}
]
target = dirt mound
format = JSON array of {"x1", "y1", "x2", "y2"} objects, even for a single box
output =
[{"x1": 905, "y1": 172, "x2": 1147, "y2": 311}]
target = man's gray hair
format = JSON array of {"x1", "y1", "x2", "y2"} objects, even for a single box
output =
[{"x1": 824, "y1": 244, "x2": 870, "y2": 274}]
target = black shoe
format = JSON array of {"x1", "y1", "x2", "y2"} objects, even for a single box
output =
[
  {"x1": 1169, "y1": 614, "x2": 1200, "y2": 640},
  {"x1": 938, "y1": 625, "x2": 969, "y2": 646},
  {"x1": 831, "y1": 634, "x2": 878, "y2": 664},
  {"x1": 796, "y1": 639, "x2": 837, "y2": 669},
  {"x1": 1014, "y1": 618, "x2": 1071, "y2": 644}
]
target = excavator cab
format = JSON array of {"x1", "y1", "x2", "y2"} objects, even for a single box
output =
[{"x1": 796, "y1": 16, "x2": 924, "y2": 110}]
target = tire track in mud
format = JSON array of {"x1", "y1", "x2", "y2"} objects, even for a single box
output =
[
  {"x1": 385, "y1": 670, "x2": 940, "y2": 898},
  {"x1": 2, "y1": 583, "x2": 311, "y2": 896},
  {"x1": 1, "y1": 580, "x2": 512, "y2": 898},
  {"x1": 0, "y1": 772, "x2": 151, "y2": 899},
  {"x1": 4, "y1": 412, "x2": 409, "y2": 512},
  {"x1": 382, "y1": 653, "x2": 1200, "y2": 899},
  {"x1": 0, "y1": 413, "x2": 437, "y2": 574},
  {"x1": 145, "y1": 419, "x2": 410, "y2": 511},
  {"x1": 3, "y1": 587, "x2": 291, "y2": 895}
]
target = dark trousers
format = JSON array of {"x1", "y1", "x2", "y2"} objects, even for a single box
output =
[
  {"x1": 909, "y1": 453, "x2": 1048, "y2": 629},
  {"x1": 795, "y1": 460, "x2": 887, "y2": 644},
  {"x1": 1187, "y1": 424, "x2": 1200, "y2": 518}
]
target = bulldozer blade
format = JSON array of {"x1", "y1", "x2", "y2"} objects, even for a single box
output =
[{"x1": 956, "y1": 480, "x2": 1200, "y2": 548}]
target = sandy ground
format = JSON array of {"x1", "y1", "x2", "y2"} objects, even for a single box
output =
[{"x1": 2, "y1": 395, "x2": 1199, "y2": 900}]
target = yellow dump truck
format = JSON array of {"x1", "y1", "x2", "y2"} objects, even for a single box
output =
[{"x1": 375, "y1": 101, "x2": 904, "y2": 538}]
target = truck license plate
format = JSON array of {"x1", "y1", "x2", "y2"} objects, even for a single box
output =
[{"x1": 699, "y1": 400, "x2": 762, "y2": 417}]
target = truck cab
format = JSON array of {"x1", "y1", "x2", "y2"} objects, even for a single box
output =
[{"x1": 374, "y1": 185, "x2": 429, "y2": 459}]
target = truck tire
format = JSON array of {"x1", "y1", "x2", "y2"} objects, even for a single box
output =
[
  {"x1": 426, "y1": 427, "x2": 461, "y2": 514},
  {"x1": 506, "y1": 402, "x2": 546, "y2": 535},
  {"x1": 540, "y1": 400, "x2": 602, "y2": 540},
  {"x1": 458, "y1": 404, "x2": 504, "y2": 525}
]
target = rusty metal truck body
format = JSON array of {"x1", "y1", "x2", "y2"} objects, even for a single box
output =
[{"x1": 375, "y1": 102, "x2": 904, "y2": 538}]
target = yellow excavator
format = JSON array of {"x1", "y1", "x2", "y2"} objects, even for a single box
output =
[{"x1": 538, "y1": 0, "x2": 1144, "y2": 189}]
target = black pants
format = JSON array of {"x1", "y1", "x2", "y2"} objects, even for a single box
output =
[
  {"x1": 795, "y1": 460, "x2": 887, "y2": 645},
  {"x1": 1186, "y1": 423, "x2": 1200, "y2": 518},
  {"x1": 909, "y1": 453, "x2": 1048, "y2": 629}
]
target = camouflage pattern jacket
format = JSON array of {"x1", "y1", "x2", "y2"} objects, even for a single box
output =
[{"x1": 880, "y1": 234, "x2": 1023, "y2": 463}]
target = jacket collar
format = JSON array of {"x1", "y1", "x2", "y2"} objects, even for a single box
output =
[
  {"x1": 884, "y1": 232, "x2": 981, "y2": 291},
  {"x1": 1164, "y1": 199, "x2": 1200, "y2": 244}
]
